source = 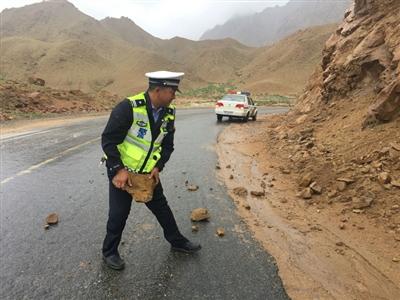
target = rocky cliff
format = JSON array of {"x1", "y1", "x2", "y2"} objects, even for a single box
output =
[{"x1": 296, "y1": 0, "x2": 400, "y2": 127}]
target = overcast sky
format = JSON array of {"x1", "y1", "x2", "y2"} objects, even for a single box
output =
[{"x1": 0, "y1": 0, "x2": 289, "y2": 40}]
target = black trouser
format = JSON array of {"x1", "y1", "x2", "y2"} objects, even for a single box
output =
[{"x1": 102, "y1": 180, "x2": 187, "y2": 257}]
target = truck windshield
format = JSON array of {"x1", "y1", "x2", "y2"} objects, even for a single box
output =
[{"x1": 221, "y1": 94, "x2": 246, "y2": 102}]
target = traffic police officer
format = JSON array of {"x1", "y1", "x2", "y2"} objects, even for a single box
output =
[{"x1": 101, "y1": 71, "x2": 201, "y2": 270}]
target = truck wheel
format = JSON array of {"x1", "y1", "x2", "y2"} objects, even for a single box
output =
[
  {"x1": 217, "y1": 115, "x2": 223, "y2": 122},
  {"x1": 243, "y1": 113, "x2": 249, "y2": 122}
]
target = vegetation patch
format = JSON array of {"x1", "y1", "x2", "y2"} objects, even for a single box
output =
[{"x1": 182, "y1": 83, "x2": 237, "y2": 99}]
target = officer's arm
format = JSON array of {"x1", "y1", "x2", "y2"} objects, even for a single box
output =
[
  {"x1": 155, "y1": 120, "x2": 175, "y2": 172},
  {"x1": 101, "y1": 99, "x2": 133, "y2": 173}
]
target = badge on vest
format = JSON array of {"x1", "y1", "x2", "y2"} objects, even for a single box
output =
[
  {"x1": 136, "y1": 120, "x2": 148, "y2": 127},
  {"x1": 137, "y1": 128, "x2": 148, "y2": 139}
]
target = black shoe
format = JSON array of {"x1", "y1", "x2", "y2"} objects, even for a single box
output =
[
  {"x1": 102, "y1": 254, "x2": 125, "y2": 270},
  {"x1": 171, "y1": 241, "x2": 201, "y2": 254}
]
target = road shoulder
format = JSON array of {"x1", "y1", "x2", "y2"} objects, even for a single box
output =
[{"x1": 216, "y1": 115, "x2": 400, "y2": 300}]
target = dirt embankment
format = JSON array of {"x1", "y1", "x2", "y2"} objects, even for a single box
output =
[
  {"x1": 0, "y1": 79, "x2": 120, "y2": 121},
  {"x1": 216, "y1": 0, "x2": 400, "y2": 299}
]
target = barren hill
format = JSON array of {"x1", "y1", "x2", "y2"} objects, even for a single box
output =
[
  {"x1": 0, "y1": 0, "x2": 340, "y2": 98},
  {"x1": 240, "y1": 23, "x2": 338, "y2": 95},
  {"x1": 201, "y1": 0, "x2": 351, "y2": 47}
]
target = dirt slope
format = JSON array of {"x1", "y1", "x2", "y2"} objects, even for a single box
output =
[{"x1": 217, "y1": 0, "x2": 400, "y2": 299}]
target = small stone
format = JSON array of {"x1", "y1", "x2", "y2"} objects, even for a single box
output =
[
  {"x1": 352, "y1": 197, "x2": 373, "y2": 209},
  {"x1": 243, "y1": 204, "x2": 251, "y2": 210},
  {"x1": 352, "y1": 209, "x2": 363, "y2": 214},
  {"x1": 310, "y1": 182, "x2": 322, "y2": 194},
  {"x1": 216, "y1": 228, "x2": 225, "y2": 237},
  {"x1": 250, "y1": 190, "x2": 265, "y2": 197},
  {"x1": 300, "y1": 188, "x2": 312, "y2": 199},
  {"x1": 339, "y1": 223, "x2": 346, "y2": 230},
  {"x1": 215, "y1": 164, "x2": 221, "y2": 170},
  {"x1": 360, "y1": 166, "x2": 370, "y2": 174},
  {"x1": 391, "y1": 180, "x2": 400, "y2": 188},
  {"x1": 44, "y1": 224, "x2": 50, "y2": 230},
  {"x1": 191, "y1": 208, "x2": 210, "y2": 221},
  {"x1": 299, "y1": 173, "x2": 313, "y2": 187},
  {"x1": 191, "y1": 225, "x2": 199, "y2": 232},
  {"x1": 390, "y1": 142, "x2": 400, "y2": 151},
  {"x1": 187, "y1": 185, "x2": 199, "y2": 191},
  {"x1": 337, "y1": 181, "x2": 347, "y2": 192},
  {"x1": 378, "y1": 172, "x2": 391, "y2": 184},
  {"x1": 226, "y1": 165, "x2": 231, "y2": 169},
  {"x1": 280, "y1": 198, "x2": 288, "y2": 204},
  {"x1": 337, "y1": 177, "x2": 355, "y2": 184},
  {"x1": 336, "y1": 241, "x2": 344, "y2": 247},
  {"x1": 45, "y1": 213, "x2": 59, "y2": 225},
  {"x1": 328, "y1": 190, "x2": 338, "y2": 198},
  {"x1": 229, "y1": 175, "x2": 234, "y2": 179},
  {"x1": 233, "y1": 187, "x2": 248, "y2": 197},
  {"x1": 392, "y1": 257, "x2": 399, "y2": 263}
]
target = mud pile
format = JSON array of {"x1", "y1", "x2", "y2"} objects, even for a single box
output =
[
  {"x1": 0, "y1": 79, "x2": 119, "y2": 121},
  {"x1": 267, "y1": 0, "x2": 399, "y2": 225}
]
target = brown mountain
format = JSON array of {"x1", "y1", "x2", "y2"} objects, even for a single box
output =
[
  {"x1": 200, "y1": 0, "x2": 351, "y2": 47},
  {"x1": 0, "y1": 0, "x2": 338, "y2": 97},
  {"x1": 240, "y1": 23, "x2": 338, "y2": 95}
]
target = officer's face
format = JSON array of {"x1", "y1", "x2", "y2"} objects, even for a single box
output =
[{"x1": 158, "y1": 87, "x2": 176, "y2": 106}]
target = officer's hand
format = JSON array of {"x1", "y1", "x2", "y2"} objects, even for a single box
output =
[
  {"x1": 149, "y1": 167, "x2": 160, "y2": 185},
  {"x1": 112, "y1": 169, "x2": 129, "y2": 189}
]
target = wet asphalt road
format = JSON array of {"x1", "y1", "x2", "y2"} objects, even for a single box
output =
[{"x1": 0, "y1": 107, "x2": 289, "y2": 299}]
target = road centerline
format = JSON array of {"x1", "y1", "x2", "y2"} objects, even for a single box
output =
[{"x1": 1, "y1": 137, "x2": 100, "y2": 185}]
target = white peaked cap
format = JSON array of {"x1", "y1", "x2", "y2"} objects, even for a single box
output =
[{"x1": 145, "y1": 71, "x2": 184, "y2": 79}]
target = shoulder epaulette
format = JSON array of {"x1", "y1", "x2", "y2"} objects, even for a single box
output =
[{"x1": 127, "y1": 98, "x2": 146, "y2": 107}]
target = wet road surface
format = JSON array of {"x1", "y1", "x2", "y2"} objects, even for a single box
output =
[{"x1": 1, "y1": 107, "x2": 289, "y2": 299}]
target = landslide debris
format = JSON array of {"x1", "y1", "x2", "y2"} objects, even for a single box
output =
[
  {"x1": 0, "y1": 79, "x2": 119, "y2": 121},
  {"x1": 265, "y1": 0, "x2": 399, "y2": 227}
]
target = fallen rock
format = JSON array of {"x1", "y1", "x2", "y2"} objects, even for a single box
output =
[
  {"x1": 337, "y1": 181, "x2": 347, "y2": 192},
  {"x1": 390, "y1": 142, "x2": 400, "y2": 151},
  {"x1": 187, "y1": 185, "x2": 199, "y2": 191},
  {"x1": 337, "y1": 177, "x2": 355, "y2": 184},
  {"x1": 191, "y1": 225, "x2": 199, "y2": 232},
  {"x1": 191, "y1": 208, "x2": 210, "y2": 221},
  {"x1": 300, "y1": 188, "x2": 312, "y2": 199},
  {"x1": 233, "y1": 187, "x2": 248, "y2": 197},
  {"x1": 216, "y1": 228, "x2": 225, "y2": 237},
  {"x1": 352, "y1": 197, "x2": 373, "y2": 209},
  {"x1": 377, "y1": 172, "x2": 391, "y2": 184},
  {"x1": 328, "y1": 190, "x2": 338, "y2": 198},
  {"x1": 310, "y1": 182, "x2": 323, "y2": 194},
  {"x1": 45, "y1": 213, "x2": 59, "y2": 225},
  {"x1": 391, "y1": 180, "x2": 400, "y2": 188},
  {"x1": 250, "y1": 190, "x2": 265, "y2": 197},
  {"x1": 299, "y1": 173, "x2": 313, "y2": 187}
]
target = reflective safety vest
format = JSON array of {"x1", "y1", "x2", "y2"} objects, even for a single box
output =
[{"x1": 117, "y1": 92, "x2": 175, "y2": 173}]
